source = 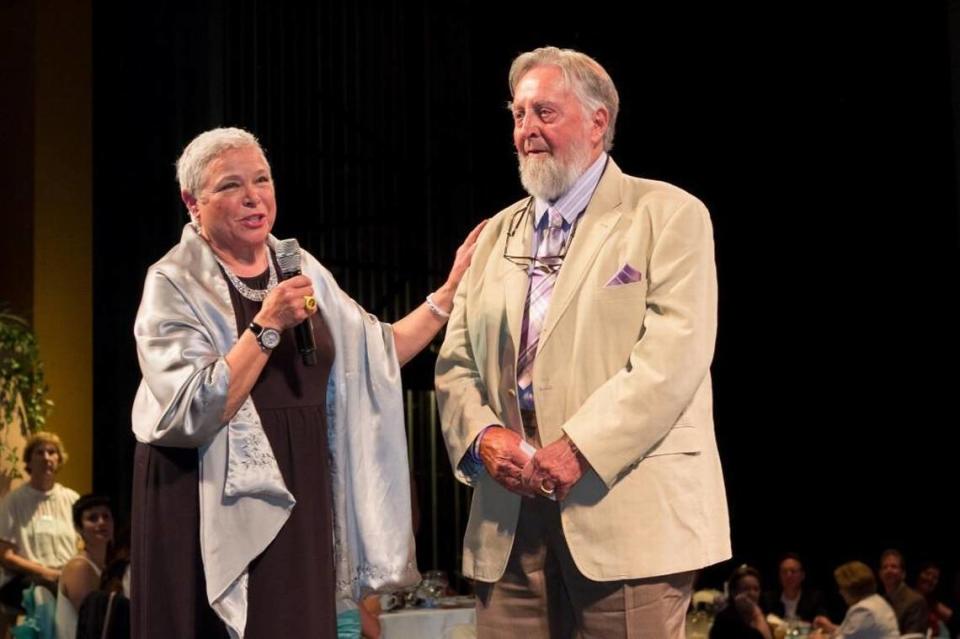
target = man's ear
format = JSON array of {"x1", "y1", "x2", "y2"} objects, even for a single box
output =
[{"x1": 590, "y1": 107, "x2": 609, "y2": 147}]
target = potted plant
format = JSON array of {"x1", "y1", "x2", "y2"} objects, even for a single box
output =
[{"x1": 0, "y1": 309, "x2": 53, "y2": 492}]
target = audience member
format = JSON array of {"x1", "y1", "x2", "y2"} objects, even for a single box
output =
[
  {"x1": 878, "y1": 549, "x2": 928, "y2": 634},
  {"x1": 762, "y1": 553, "x2": 828, "y2": 623},
  {"x1": 711, "y1": 565, "x2": 773, "y2": 639},
  {"x1": 812, "y1": 561, "x2": 898, "y2": 639}
]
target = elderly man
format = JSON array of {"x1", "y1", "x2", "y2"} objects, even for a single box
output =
[
  {"x1": 435, "y1": 46, "x2": 730, "y2": 638},
  {"x1": 879, "y1": 549, "x2": 928, "y2": 634}
]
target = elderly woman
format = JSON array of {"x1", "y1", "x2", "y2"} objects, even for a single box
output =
[
  {"x1": 55, "y1": 495, "x2": 114, "y2": 639},
  {"x1": 131, "y1": 127, "x2": 483, "y2": 639},
  {"x1": 0, "y1": 432, "x2": 78, "y2": 612},
  {"x1": 812, "y1": 561, "x2": 899, "y2": 639}
]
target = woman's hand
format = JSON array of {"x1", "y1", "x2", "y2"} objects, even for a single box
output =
[
  {"x1": 812, "y1": 615, "x2": 836, "y2": 633},
  {"x1": 733, "y1": 593, "x2": 758, "y2": 620},
  {"x1": 39, "y1": 566, "x2": 61, "y2": 584},
  {"x1": 1, "y1": 545, "x2": 61, "y2": 587},
  {"x1": 222, "y1": 275, "x2": 317, "y2": 421},
  {"x1": 392, "y1": 219, "x2": 488, "y2": 365},
  {"x1": 441, "y1": 220, "x2": 487, "y2": 293},
  {"x1": 733, "y1": 594, "x2": 772, "y2": 639},
  {"x1": 426, "y1": 220, "x2": 488, "y2": 318},
  {"x1": 254, "y1": 275, "x2": 317, "y2": 330}
]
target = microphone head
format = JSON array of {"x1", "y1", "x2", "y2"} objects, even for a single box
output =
[{"x1": 275, "y1": 238, "x2": 301, "y2": 276}]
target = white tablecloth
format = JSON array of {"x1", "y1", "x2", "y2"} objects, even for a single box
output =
[{"x1": 380, "y1": 606, "x2": 476, "y2": 639}]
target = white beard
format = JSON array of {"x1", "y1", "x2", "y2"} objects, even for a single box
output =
[{"x1": 518, "y1": 139, "x2": 592, "y2": 202}]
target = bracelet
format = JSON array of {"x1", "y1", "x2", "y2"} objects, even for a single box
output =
[{"x1": 425, "y1": 292, "x2": 451, "y2": 319}]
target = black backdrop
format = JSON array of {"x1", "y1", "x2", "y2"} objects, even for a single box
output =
[{"x1": 92, "y1": 1, "x2": 960, "y2": 597}]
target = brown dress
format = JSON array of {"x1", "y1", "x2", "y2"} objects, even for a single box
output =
[{"x1": 131, "y1": 265, "x2": 338, "y2": 638}]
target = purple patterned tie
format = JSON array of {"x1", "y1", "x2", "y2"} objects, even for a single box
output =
[{"x1": 517, "y1": 208, "x2": 565, "y2": 392}]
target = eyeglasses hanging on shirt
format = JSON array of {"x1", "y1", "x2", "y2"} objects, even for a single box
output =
[{"x1": 502, "y1": 197, "x2": 583, "y2": 274}]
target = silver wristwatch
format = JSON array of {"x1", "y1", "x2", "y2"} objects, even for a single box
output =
[{"x1": 248, "y1": 321, "x2": 281, "y2": 351}]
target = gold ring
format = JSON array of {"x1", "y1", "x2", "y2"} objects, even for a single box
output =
[
  {"x1": 304, "y1": 295, "x2": 317, "y2": 311},
  {"x1": 539, "y1": 480, "x2": 555, "y2": 496}
]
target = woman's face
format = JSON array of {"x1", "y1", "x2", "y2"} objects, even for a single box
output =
[
  {"x1": 27, "y1": 443, "x2": 61, "y2": 479},
  {"x1": 188, "y1": 145, "x2": 276, "y2": 258},
  {"x1": 735, "y1": 575, "x2": 761, "y2": 604},
  {"x1": 79, "y1": 505, "x2": 114, "y2": 547},
  {"x1": 916, "y1": 566, "x2": 940, "y2": 595},
  {"x1": 839, "y1": 587, "x2": 856, "y2": 606}
]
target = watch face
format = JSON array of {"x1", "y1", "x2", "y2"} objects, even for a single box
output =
[{"x1": 261, "y1": 328, "x2": 281, "y2": 349}]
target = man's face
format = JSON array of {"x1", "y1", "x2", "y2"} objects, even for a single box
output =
[
  {"x1": 511, "y1": 65, "x2": 605, "y2": 201},
  {"x1": 779, "y1": 558, "x2": 805, "y2": 591},
  {"x1": 880, "y1": 555, "x2": 905, "y2": 592}
]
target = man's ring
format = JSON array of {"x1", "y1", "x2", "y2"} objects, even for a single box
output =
[
  {"x1": 539, "y1": 480, "x2": 555, "y2": 496},
  {"x1": 304, "y1": 296, "x2": 317, "y2": 312}
]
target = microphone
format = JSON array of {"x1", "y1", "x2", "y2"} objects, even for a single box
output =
[{"x1": 275, "y1": 238, "x2": 318, "y2": 366}]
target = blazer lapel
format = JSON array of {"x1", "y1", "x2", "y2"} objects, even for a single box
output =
[
  {"x1": 538, "y1": 160, "x2": 624, "y2": 351},
  {"x1": 498, "y1": 199, "x2": 535, "y2": 356}
]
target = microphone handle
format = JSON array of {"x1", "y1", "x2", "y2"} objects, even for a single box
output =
[
  {"x1": 294, "y1": 319, "x2": 318, "y2": 366},
  {"x1": 279, "y1": 266, "x2": 317, "y2": 366}
]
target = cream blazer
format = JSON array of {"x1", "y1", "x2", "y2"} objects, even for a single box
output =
[{"x1": 436, "y1": 160, "x2": 730, "y2": 582}]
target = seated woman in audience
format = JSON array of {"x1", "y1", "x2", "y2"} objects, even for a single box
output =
[
  {"x1": 75, "y1": 528, "x2": 131, "y2": 639},
  {"x1": 914, "y1": 562, "x2": 953, "y2": 638},
  {"x1": 710, "y1": 564, "x2": 773, "y2": 639},
  {"x1": 812, "y1": 561, "x2": 898, "y2": 639},
  {"x1": 0, "y1": 432, "x2": 79, "y2": 629},
  {"x1": 55, "y1": 495, "x2": 114, "y2": 639}
]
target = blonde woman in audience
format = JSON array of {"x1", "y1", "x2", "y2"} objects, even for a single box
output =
[
  {"x1": 812, "y1": 561, "x2": 898, "y2": 639},
  {"x1": 0, "y1": 432, "x2": 78, "y2": 619}
]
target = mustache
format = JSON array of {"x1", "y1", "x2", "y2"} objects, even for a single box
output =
[{"x1": 523, "y1": 139, "x2": 550, "y2": 154}]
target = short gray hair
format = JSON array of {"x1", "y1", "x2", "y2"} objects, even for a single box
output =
[
  {"x1": 508, "y1": 46, "x2": 620, "y2": 151},
  {"x1": 175, "y1": 127, "x2": 268, "y2": 198}
]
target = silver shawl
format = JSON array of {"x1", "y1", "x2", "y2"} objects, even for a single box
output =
[{"x1": 132, "y1": 225, "x2": 419, "y2": 638}]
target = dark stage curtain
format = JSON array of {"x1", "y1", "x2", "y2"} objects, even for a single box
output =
[
  {"x1": 93, "y1": 2, "x2": 959, "y2": 594},
  {"x1": 92, "y1": 0, "x2": 489, "y2": 588}
]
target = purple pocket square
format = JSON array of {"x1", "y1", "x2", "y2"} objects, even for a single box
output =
[{"x1": 605, "y1": 263, "x2": 643, "y2": 287}]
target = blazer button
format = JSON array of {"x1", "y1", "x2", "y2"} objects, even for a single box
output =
[{"x1": 506, "y1": 388, "x2": 516, "y2": 396}]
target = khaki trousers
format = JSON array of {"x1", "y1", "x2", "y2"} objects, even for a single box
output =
[{"x1": 475, "y1": 496, "x2": 694, "y2": 639}]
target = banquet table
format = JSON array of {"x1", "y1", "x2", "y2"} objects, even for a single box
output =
[{"x1": 379, "y1": 602, "x2": 476, "y2": 639}]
